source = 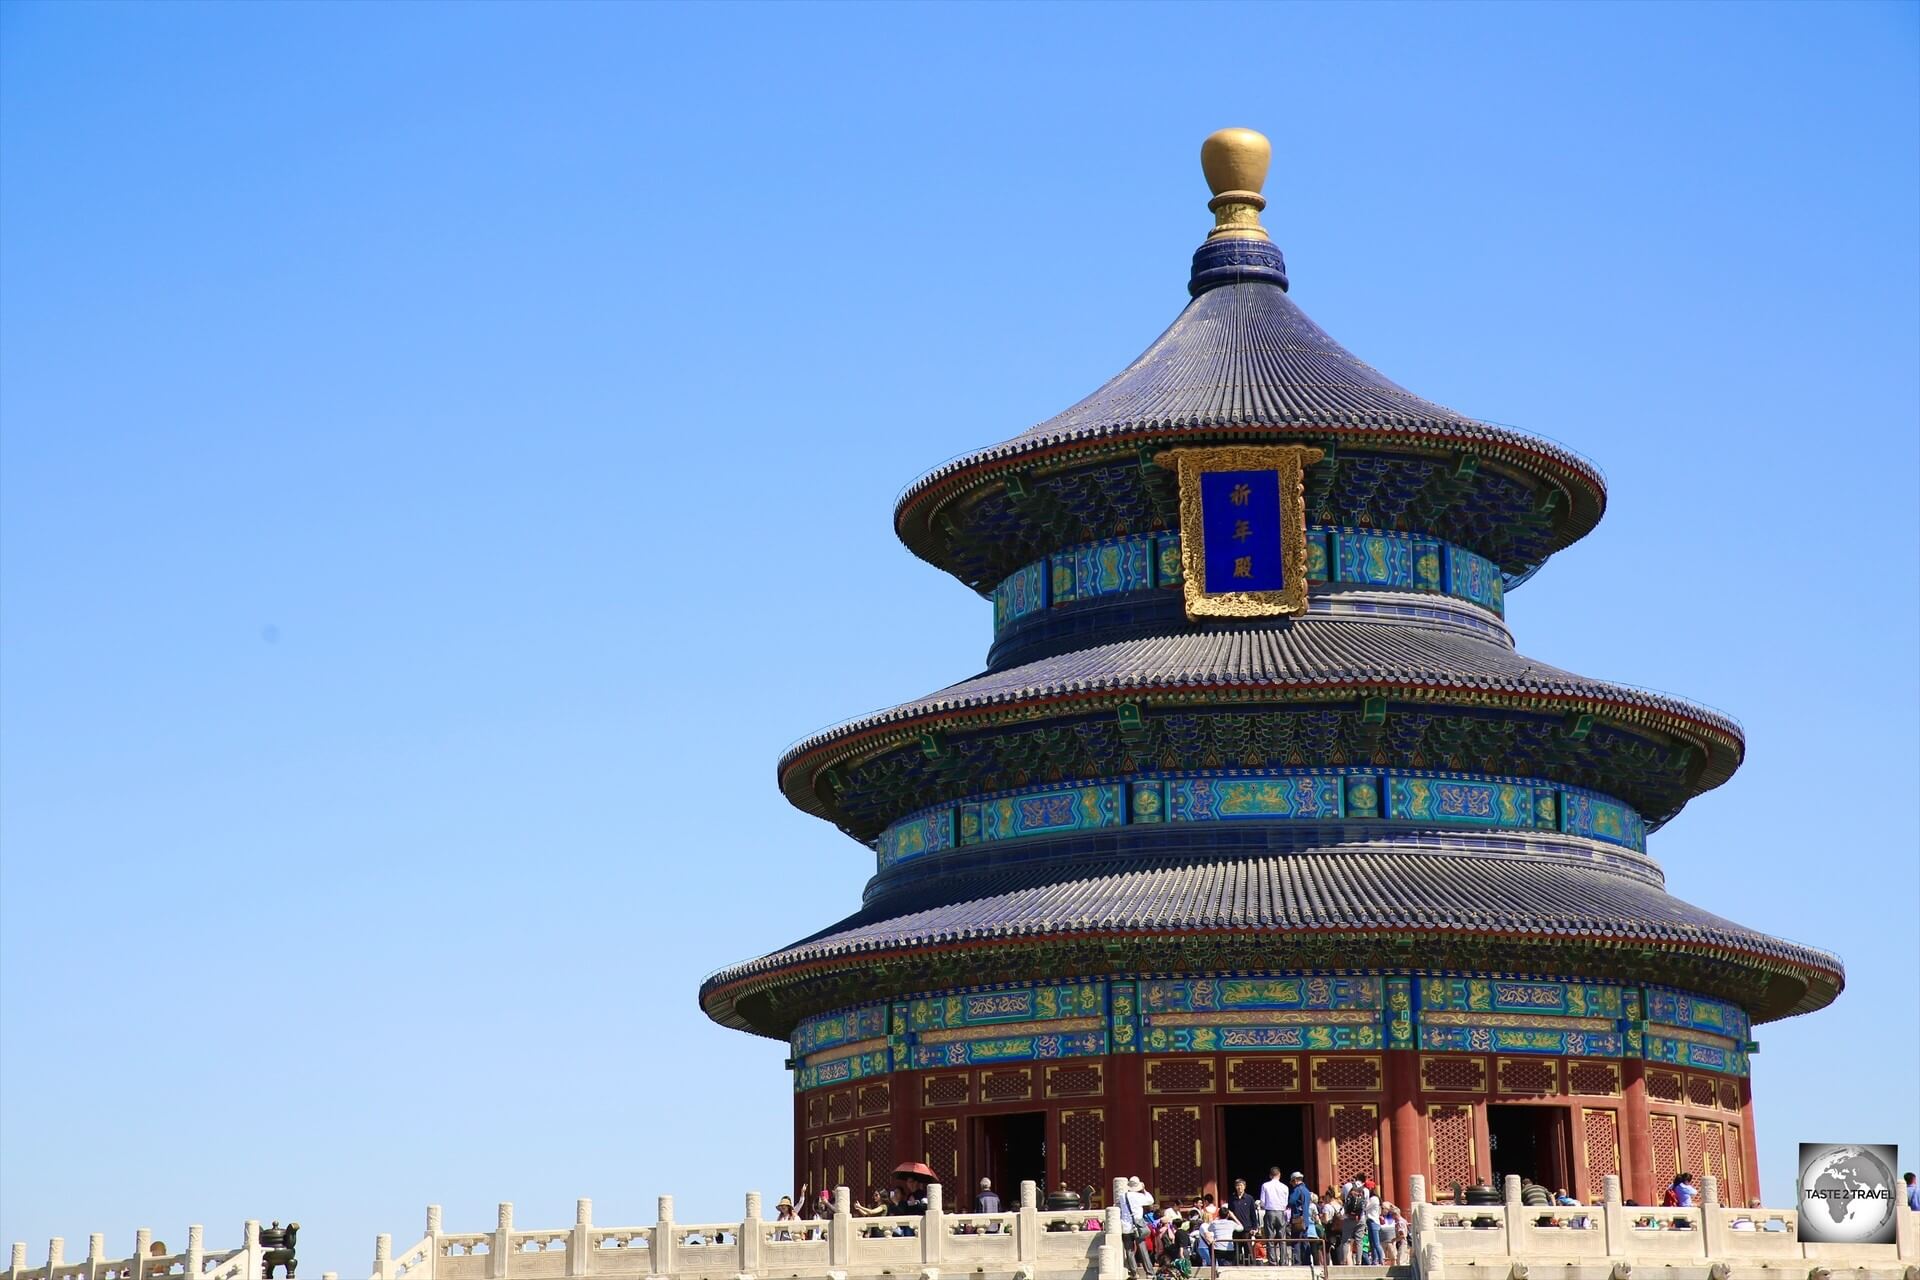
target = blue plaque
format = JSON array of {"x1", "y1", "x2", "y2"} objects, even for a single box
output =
[
  {"x1": 1155, "y1": 445, "x2": 1324, "y2": 619},
  {"x1": 1198, "y1": 469, "x2": 1286, "y2": 593}
]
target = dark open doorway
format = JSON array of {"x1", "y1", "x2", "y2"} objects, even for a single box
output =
[
  {"x1": 1486, "y1": 1105, "x2": 1572, "y2": 1192},
  {"x1": 1218, "y1": 1104, "x2": 1311, "y2": 1195},
  {"x1": 972, "y1": 1111, "x2": 1046, "y2": 1209}
]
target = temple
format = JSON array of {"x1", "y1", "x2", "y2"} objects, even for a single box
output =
[{"x1": 699, "y1": 128, "x2": 1842, "y2": 1213}]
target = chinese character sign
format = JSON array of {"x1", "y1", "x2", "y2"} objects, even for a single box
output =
[
  {"x1": 1154, "y1": 444, "x2": 1325, "y2": 619},
  {"x1": 1198, "y1": 468, "x2": 1285, "y2": 592}
]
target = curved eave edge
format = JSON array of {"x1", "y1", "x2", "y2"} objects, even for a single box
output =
[
  {"x1": 699, "y1": 924, "x2": 1844, "y2": 1038},
  {"x1": 894, "y1": 421, "x2": 1610, "y2": 592},
  {"x1": 776, "y1": 679, "x2": 1745, "y2": 830}
]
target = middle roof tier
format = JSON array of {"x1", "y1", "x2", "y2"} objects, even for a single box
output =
[{"x1": 779, "y1": 611, "x2": 1741, "y2": 839}]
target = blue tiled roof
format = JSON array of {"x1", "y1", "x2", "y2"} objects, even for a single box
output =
[
  {"x1": 895, "y1": 276, "x2": 1604, "y2": 526},
  {"x1": 701, "y1": 845, "x2": 1842, "y2": 1029},
  {"x1": 779, "y1": 617, "x2": 1744, "y2": 815}
]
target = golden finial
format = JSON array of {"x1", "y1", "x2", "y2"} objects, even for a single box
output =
[{"x1": 1200, "y1": 127, "x2": 1271, "y2": 242}]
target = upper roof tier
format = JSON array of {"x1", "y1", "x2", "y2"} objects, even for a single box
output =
[{"x1": 894, "y1": 129, "x2": 1607, "y2": 595}]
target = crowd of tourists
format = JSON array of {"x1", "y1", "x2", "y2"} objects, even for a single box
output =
[{"x1": 1115, "y1": 1169, "x2": 1407, "y2": 1273}]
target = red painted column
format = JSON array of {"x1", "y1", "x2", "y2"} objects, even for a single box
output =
[
  {"x1": 1386, "y1": 1050, "x2": 1424, "y2": 1206},
  {"x1": 1107, "y1": 1052, "x2": 1148, "y2": 1189},
  {"x1": 1740, "y1": 1079, "x2": 1762, "y2": 1204},
  {"x1": 1621, "y1": 1057, "x2": 1654, "y2": 1205},
  {"x1": 794, "y1": 1089, "x2": 808, "y2": 1201},
  {"x1": 893, "y1": 1066, "x2": 921, "y2": 1186}
]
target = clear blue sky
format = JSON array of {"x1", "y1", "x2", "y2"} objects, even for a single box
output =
[{"x1": 3, "y1": 2, "x2": 1915, "y2": 1273}]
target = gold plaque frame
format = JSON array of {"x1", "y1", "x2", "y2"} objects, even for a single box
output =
[{"x1": 1155, "y1": 445, "x2": 1324, "y2": 619}]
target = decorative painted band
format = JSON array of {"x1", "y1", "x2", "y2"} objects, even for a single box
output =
[
  {"x1": 789, "y1": 973, "x2": 1750, "y2": 1091},
  {"x1": 874, "y1": 767, "x2": 1647, "y2": 871},
  {"x1": 991, "y1": 525, "x2": 1505, "y2": 634}
]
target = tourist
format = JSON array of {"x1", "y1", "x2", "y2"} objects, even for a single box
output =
[
  {"x1": 1225, "y1": 1178, "x2": 1257, "y2": 1255},
  {"x1": 1296, "y1": 1187, "x2": 1321, "y2": 1268},
  {"x1": 1906, "y1": 1172, "x2": 1919, "y2": 1212},
  {"x1": 975, "y1": 1178, "x2": 1001, "y2": 1215},
  {"x1": 1284, "y1": 1171, "x2": 1313, "y2": 1265},
  {"x1": 773, "y1": 1196, "x2": 797, "y2": 1242},
  {"x1": 1339, "y1": 1179, "x2": 1368, "y2": 1264},
  {"x1": 1363, "y1": 1179, "x2": 1383, "y2": 1264},
  {"x1": 891, "y1": 1178, "x2": 928, "y2": 1236},
  {"x1": 1162, "y1": 1208, "x2": 1196, "y2": 1276},
  {"x1": 1206, "y1": 1202, "x2": 1237, "y2": 1269},
  {"x1": 1114, "y1": 1178, "x2": 1140, "y2": 1275},
  {"x1": 1184, "y1": 1209, "x2": 1219, "y2": 1280},
  {"x1": 1378, "y1": 1204, "x2": 1401, "y2": 1265},
  {"x1": 1554, "y1": 1188, "x2": 1579, "y2": 1207},
  {"x1": 1257, "y1": 1167, "x2": 1288, "y2": 1260},
  {"x1": 1119, "y1": 1176, "x2": 1155, "y2": 1277}
]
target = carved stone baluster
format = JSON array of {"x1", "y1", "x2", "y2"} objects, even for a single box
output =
[
  {"x1": 739, "y1": 1194, "x2": 761, "y2": 1277},
  {"x1": 490, "y1": 1207, "x2": 511, "y2": 1280},
  {"x1": 828, "y1": 1188, "x2": 850, "y2": 1271},
  {"x1": 569, "y1": 1202, "x2": 589, "y2": 1280},
  {"x1": 651, "y1": 1198, "x2": 673, "y2": 1280},
  {"x1": 921, "y1": 1183, "x2": 944, "y2": 1270}
]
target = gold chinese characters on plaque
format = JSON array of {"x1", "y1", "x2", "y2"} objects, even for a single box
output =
[{"x1": 1154, "y1": 445, "x2": 1324, "y2": 620}]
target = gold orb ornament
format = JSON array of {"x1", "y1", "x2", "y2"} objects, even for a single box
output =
[{"x1": 1200, "y1": 126, "x2": 1271, "y2": 242}]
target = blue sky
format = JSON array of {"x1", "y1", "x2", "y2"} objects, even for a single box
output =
[{"x1": 2, "y1": 2, "x2": 1915, "y2": 1273}]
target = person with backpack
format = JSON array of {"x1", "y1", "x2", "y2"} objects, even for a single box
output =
[{"x1": 1340, "y1": 1180, "x2": 1368, "y2": 1264}]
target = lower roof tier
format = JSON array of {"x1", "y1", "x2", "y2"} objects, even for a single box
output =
[
  {"x1": 781, "y1": 614, "x2": 1743, "y2": 836},
  {"x1": 700, "y1": 841, "x2": 1841, "y2": 1037}
]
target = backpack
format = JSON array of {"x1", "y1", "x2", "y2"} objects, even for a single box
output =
[
  {"x1": 1661, "y1": 1186, "x2": 1680, "y2": 1208},
  {"x1": 1343, "y1": 1185, "x2": 1367, "y2": 1219}
]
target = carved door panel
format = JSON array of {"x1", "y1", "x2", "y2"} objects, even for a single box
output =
[{"x1": 1151, "y1": 1105, "x2": 1206, "y2": 1200}]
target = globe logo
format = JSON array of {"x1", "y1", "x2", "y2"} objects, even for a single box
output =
[{"x1": 1797, "y1": 1143, "x2": 1898, "y2": 1244}]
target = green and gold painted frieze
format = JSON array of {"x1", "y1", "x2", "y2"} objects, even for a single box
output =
[
  {"x1": 1642, "y1": 985, "x2": 1753, "y2": 1075},
  {"x1": 1416, "y1": 976, "x2": 1627, "y2": 1059},
  {"x1": 989, "y1": 525, "x2": 1507, "y2": 636},
  {"x1": 908, "y1": 980, "x2": 1109, "y2": 1070},
  {"x1": 788, "y1": 973, "x2": 1749, "y2": 1091},
  {"x1": 1140, "y1": 975, "x2": 1384, "y2": 1053},
  {"x1": 875, "y1": 767, "x2": 1644, "y2": 871}
]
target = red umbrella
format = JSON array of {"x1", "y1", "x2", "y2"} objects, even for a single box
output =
[{"x1": 893, "y1": 1162, "x2": 939, "y2": 1180}]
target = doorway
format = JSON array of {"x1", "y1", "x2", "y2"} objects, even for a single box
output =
[
  {"x1": 1486, "y1": 1105, "x2": 1572, "y2": 1192},
  {"x1": 972, "y1": 1111, "x2": 1046, "y2": 1208},
  {"x1": 1218, "y1": 1104, "x2": 1312, "y2": 1195}
]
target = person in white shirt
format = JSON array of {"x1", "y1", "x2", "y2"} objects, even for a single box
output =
[
  {"x1": 1257, "y1": 1168, "x2": 1289, "y2": 1255},
  {"x1": 1206, "y1": 1211, "x2": 1235, "y2": 1265}
]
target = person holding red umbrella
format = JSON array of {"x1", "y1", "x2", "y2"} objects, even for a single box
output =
[{"x1": 890, "y1": 1161, "x2": 938, "y2": 1234}]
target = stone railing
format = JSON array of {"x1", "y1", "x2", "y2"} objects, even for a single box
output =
[
  {"x1": 4, "y1": 1225, "x2": 337, "y2": 1280},
  {"x1": 369, "y1": 1183, "x2": 1118, "y2": 1280},
  {"x1": 21, "y1": 1177, "x2": 1918, "y2": 1280},
  {"x1": 1409, "y1": 1173, "x2": 1920, "y2": 1278}
]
